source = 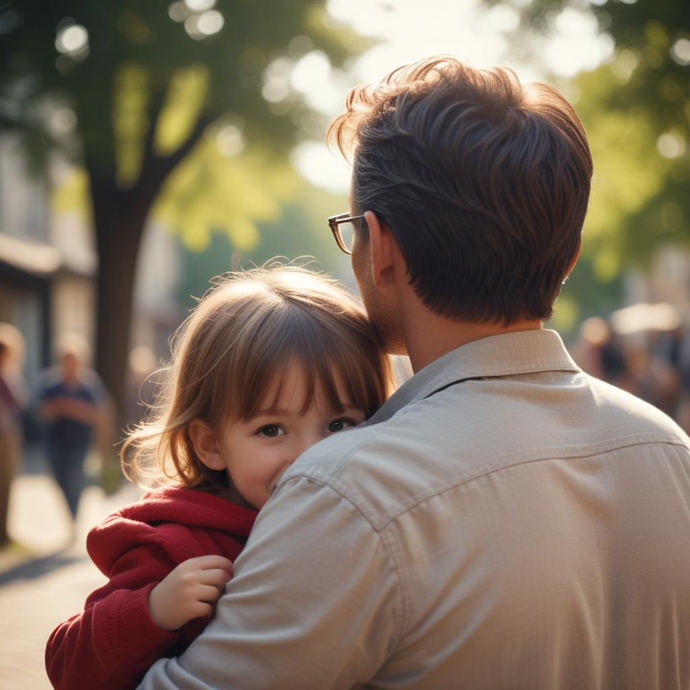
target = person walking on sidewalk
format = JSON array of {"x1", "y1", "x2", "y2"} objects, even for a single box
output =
[
  {"x1": 139, "y1": 56, "x2": 690, "y2": 690},
  {"x1": 36, "y1": 334, "x2": 106, "y2": 529}
]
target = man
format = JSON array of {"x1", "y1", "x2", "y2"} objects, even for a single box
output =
[
  {"x1": 37, "y1": 334, "x2": 106, "y2": 533},
  {"x1": 141, "y1": 57, "x2": 690, "y2": 688}
]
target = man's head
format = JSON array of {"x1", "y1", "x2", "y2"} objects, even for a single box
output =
[{"x1": 328, "y1": 56, "x2": 592, "y2": 330}]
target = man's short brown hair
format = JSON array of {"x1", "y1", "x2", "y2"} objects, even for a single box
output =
[{"x1": 328, "y1": 56, "x2": 593, "y2": 325}]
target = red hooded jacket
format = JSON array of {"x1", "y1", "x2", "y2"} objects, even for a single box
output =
[{"x1": 45, "y1": 487, "x2": 257, "y2": 690}]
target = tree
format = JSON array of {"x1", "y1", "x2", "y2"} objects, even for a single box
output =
[{"x1": 0, "y1": 0, "x2": 358, "y2": 436}]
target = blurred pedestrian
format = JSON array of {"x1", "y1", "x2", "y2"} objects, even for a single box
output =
[
  {"x1": 670, "y1": 327, "x2": 690, "y2": 434},
  {"x1": 570, "y1": 316, "x2": 627, "y2": 384},
  {"x1": 622, "y1": 338, "x2": 679, "y2": 417},
  {"x1": 36, "y1": 334, "x2": 106, "y2": 531},
  {"x1": 0, "y1": 323, "x2": 27, "y2": 547}
]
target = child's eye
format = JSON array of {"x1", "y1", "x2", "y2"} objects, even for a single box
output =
[
  {"x1": 328, "y1": 419, "x2": 355, "y2": 433},
  {"x1": 257, "y1": 425, "x2": 285, "y2": 438}
]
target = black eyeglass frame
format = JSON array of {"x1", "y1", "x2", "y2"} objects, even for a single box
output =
[{"x1": 327, "y1": 213, "x2": 366, "y2": 255}]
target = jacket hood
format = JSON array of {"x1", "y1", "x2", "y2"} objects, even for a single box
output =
[{"x1": 87, "y1": 487, "x2": 257, "y2": 576}]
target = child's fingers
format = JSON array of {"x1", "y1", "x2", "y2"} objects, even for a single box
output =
[
  {"x1": 189, "y1": 601, "x2": 214, "y2": 619},
  {"x1": 185, "y1": 555, "x2": 234, "y2": 574},
  {"x1": 198, "y1": 567, "x2": 233, "y2": 588},
  {"x1": 195, "y1": 583, "x2": 226, "y2": 604}
]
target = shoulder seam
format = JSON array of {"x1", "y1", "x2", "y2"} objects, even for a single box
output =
[{"x1": 379, "y1": 437, "x2": 690, "y2": 530}]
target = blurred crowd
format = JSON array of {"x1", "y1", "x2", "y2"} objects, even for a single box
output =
[
  {"x1": 569, "y1": 303, "x2": 690, "y2": 433},
  {"x1": 0, "y1": 323, "x2": 164, "y2": 549},
  {"x1": 0, "y1": 327, "x2": 119, "y2": 547}
]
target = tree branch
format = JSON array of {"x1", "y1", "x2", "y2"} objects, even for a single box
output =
[
  {"x1": 132, "y1": 111, "x2": 215, "y2": 213},
  {"x1": 160, "y1": 112, "x2": 214, "y2": 172},
  {"x1": 141, "y1": 88, "x2": 167, "y2": 165}
]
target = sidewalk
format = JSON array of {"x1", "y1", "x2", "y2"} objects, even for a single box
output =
[{"x1": 0, "y1": 447, "x2": 141, "y2": 689}]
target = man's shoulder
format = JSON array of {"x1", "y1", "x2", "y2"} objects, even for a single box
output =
[
  {"x1": 279, "y1": 372, "x2": 690, "y2": 527},
  {"x1": 586, "y1": 373, "x2": 688, "y2": 439}
]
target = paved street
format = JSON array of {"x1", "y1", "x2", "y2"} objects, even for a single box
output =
[{"x1": 0, "y1": 448, "x2": 141, "y2": 689}]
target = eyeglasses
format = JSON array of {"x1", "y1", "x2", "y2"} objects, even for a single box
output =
[{"x1": 327, "y1": 213, "x2": 366, "y2": 255}]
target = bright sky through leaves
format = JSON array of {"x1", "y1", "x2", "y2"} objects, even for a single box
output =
[{"x1": 291, "y1": 0, "x2": 614, "y2": 192}]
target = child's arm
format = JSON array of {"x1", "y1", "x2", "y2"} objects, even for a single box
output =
[{"x1": 45, "y1": 550, "x2": 232, "y2": 690}]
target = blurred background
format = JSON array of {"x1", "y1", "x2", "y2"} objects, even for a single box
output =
[{"x1": 0, "y1": 0, "x2": 688, "y2": 686}]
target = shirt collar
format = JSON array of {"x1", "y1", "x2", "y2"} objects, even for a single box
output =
[{"x1": 366, "y1": 329, "x2": 580, "y2": 425}]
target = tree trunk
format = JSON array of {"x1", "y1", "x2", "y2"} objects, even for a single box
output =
[
  {"x1": 91, "y1": 177, "x2": 149, "y2": 443},
  {"x1": 86, "y1": 104, "x2": 211, "y2": 443}
]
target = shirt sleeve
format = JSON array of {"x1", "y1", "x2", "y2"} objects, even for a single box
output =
[
  {"x1": 138, "y1": 475, "x2": 404, "y2": 690},
  {"x1": 46, "y1": 543, "x2": 184, "y2": 690}
]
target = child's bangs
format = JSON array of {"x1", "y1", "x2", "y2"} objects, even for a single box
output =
[
  {"x1": 329, "y1": 340, "x2": 388, "y2": 419},
  {"x1": 231, "y1": 308, "x2": 385, "y2": 421},
  {"x1": 122, "y1": 264, "x2": 391, "y2": 491}
]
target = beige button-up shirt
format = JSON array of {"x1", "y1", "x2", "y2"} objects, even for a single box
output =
[{"x1": 141, "y1": 329, "x2": 690, "y2": 689}]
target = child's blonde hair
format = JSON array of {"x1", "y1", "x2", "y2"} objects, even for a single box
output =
[{"x1": 122, "y1": 265, "x2": 393, "y2": 489}]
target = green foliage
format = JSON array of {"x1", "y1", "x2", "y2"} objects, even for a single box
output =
[
  {"x1": 52, "y1": 140, "x2": 298, "y2": 254},
  {"x1": 0, "y1": 0, "x2": 356, "y2": 182},
  {"x1": 154, "y1": 143, "x2": 296, "y2": 252},
  {"x1": 0, "y1": 0, "x2": 364, "y2": 273},
  {"x1": 574, "y1": 57, "x2": 689, "y2": 274},
  {"x1": 177, "y1": 179, "x2": 351, "y2": 312}
]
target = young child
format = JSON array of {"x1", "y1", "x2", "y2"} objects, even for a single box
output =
[{"x1": 45, "y1": 266, "x2": 392, "y2": 690}]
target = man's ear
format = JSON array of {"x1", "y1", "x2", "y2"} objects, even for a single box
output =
[
  {"x1": 188, "y1": 419, "x2": 225, "y2": 470},
  {"x1": 364, "y1": 210, "x2": 398, "y2": 288}
]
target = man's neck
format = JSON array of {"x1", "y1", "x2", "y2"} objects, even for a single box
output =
[{"x1": 402, "y1": 307, "x2": 543, "y2": 373}]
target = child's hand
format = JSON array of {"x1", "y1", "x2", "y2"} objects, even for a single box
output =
[{"x1": 148, "y1": 555, "x2": 234, "y2": 632}]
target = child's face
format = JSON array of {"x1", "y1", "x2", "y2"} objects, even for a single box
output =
[{"x1": 217, "y1": 363, "x2": 366, "y2": 510}]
